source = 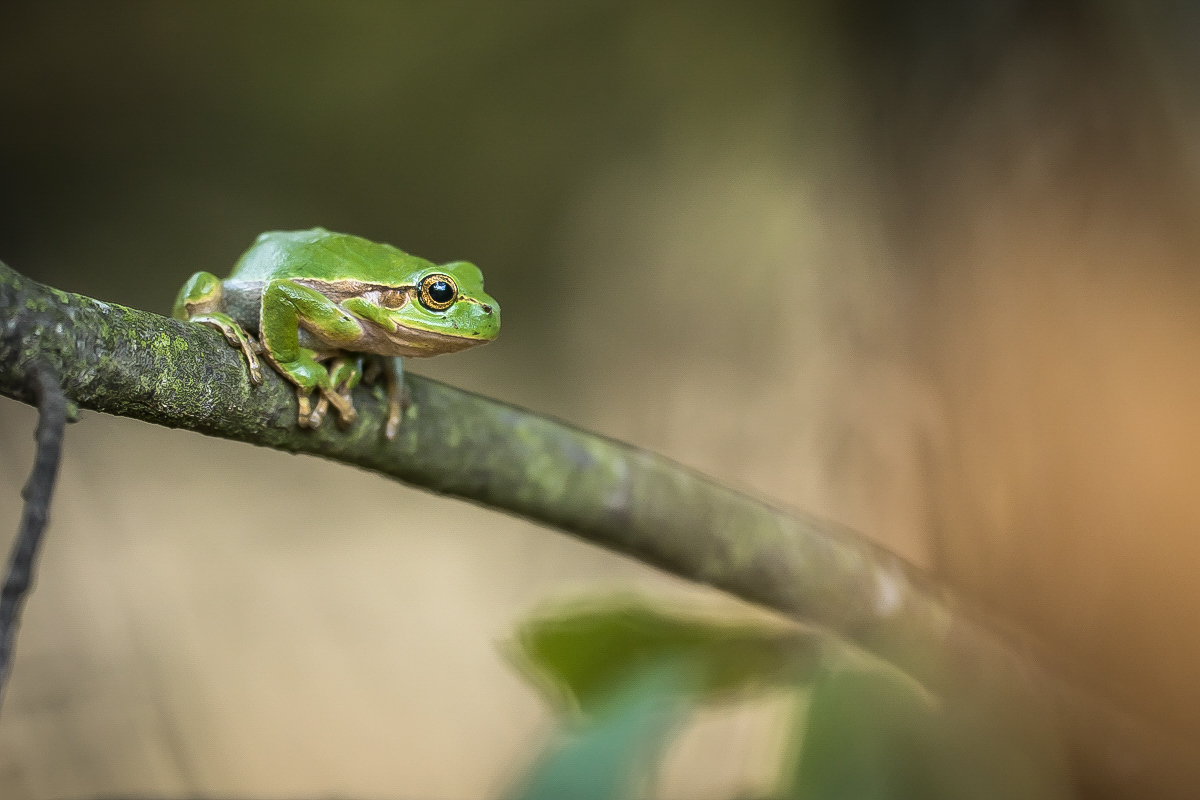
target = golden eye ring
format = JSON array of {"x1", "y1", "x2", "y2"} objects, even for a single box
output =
[{"x1": 418, "y1": 274, "x2": 457, "y2": 311}]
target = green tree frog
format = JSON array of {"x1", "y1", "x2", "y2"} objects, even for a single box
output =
[{"x1": 173, "y1": 227, "x2": 499, "y2": 439}]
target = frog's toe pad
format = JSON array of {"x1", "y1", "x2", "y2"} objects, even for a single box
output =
[
  {"x1": 245, "y1": 354, "x2": 264, "y2": 386},
  {"x1": 296, "y1": 392, "x2": 326, "y2": 429}
]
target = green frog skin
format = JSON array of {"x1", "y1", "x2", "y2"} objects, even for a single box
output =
[{"x1": 173, "y1": 227, "x2": 499, "y2": 438}]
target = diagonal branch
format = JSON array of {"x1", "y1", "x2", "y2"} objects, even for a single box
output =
[{"x1": 0, "y1": 261, "x2": 1195, "y2": 798}]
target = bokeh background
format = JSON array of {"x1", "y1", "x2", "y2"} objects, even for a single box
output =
[{"x1": 3, "y1": 2, "x2": 1200, "y2": 797}]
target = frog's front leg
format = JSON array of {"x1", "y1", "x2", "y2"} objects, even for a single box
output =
[
  {"x1": 172, "y1": 271, "x2": 263, "y2": 385},
  {"x1": 259, "y1": 279, "x2": 366, "y2": 428},
  {"x1": 308, "y1": 355, "x2": 365, "y2": 429}
]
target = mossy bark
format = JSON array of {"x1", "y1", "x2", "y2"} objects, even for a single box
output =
[{"x1": 0, "y1": 261, "x2": 1194, "y2": 797}]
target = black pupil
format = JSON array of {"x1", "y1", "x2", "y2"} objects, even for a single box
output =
[{"x1": 428, "y1": 280, "x2": 454, "y2": 304}]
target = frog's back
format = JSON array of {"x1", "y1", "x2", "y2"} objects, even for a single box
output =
[{"x1": 227, "y1": 228, "x2": 432, "y2": 285}]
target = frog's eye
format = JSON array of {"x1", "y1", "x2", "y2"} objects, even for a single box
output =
[{"x1": 418, "y1": 274, "x2": 457, "y2": 311}]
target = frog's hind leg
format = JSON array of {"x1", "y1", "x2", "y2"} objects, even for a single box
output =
[
  {"x1": 173, "y1": 271, "x2": 263, "y2": 385},
  {"x1": 383, "y1": 357, "x2": 410, "y2": 440}
]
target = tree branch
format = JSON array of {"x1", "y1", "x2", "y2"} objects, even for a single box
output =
[
  {"x1": 0, "y1": 261, "x2": 1195, "y2": 797},
  {"x1": 0, "y1": 365, "x2": 66, "y2": 710}
]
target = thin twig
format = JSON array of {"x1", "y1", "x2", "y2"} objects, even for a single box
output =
[{"x1": 0, "y1": 367, "x2": 67, "y2": 711}]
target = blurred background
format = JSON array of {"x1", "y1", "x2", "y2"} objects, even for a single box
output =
[{"x1": 2, "y1": 1, "x2": 1200, "y2": 797}]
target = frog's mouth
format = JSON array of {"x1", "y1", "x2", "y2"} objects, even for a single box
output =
[
  {"x1": 376, "y1": 321, "x2": 488, "y2": 358},
  {"x1": 300, "y1": 316, "x2": 487, "y2": 358}
]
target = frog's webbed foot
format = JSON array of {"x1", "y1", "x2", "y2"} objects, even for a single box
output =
[
  {"x1": 300, "y1": 390, "x2": 356, "y2": 430},
  {"x1": 190, "y1": 312, "x2": 264, "y2": 385},
  {"x1": 324, "y1": 356, "x2": 363, "y2": 428},
  {"x1": 383, "y1": 357, "x2": 410, "y2": 440},
  {"x1": 298, "y1": 392, "x2": 333, "y2": 430},
  {"x1": 260, "y1": 348, "x2": 338, "y2": 431},
  {"x1": 293, "y1": 355, "x2": 362, "y2": 430}
]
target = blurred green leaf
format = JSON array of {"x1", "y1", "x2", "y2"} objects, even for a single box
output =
[
  {"x1": 509, "y1": 595, "x2": 1074, "y2": 800},
  {"x1": 787, "y1": 666, "x2": 1075, "y2": 800},
  {"x1": 512, "y1": 594, "x2": 820, "y2": 716},
  {"x1": 509, "y1": 661, "x2": 694, "y2": 800},
  {"x1": 506, "y1": 594, "x2": 821, "y2": 800}
]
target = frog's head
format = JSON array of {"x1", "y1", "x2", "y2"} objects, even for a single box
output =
[{"x1": 380, "y1": 260, "x2": 500, "y2": 355}]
